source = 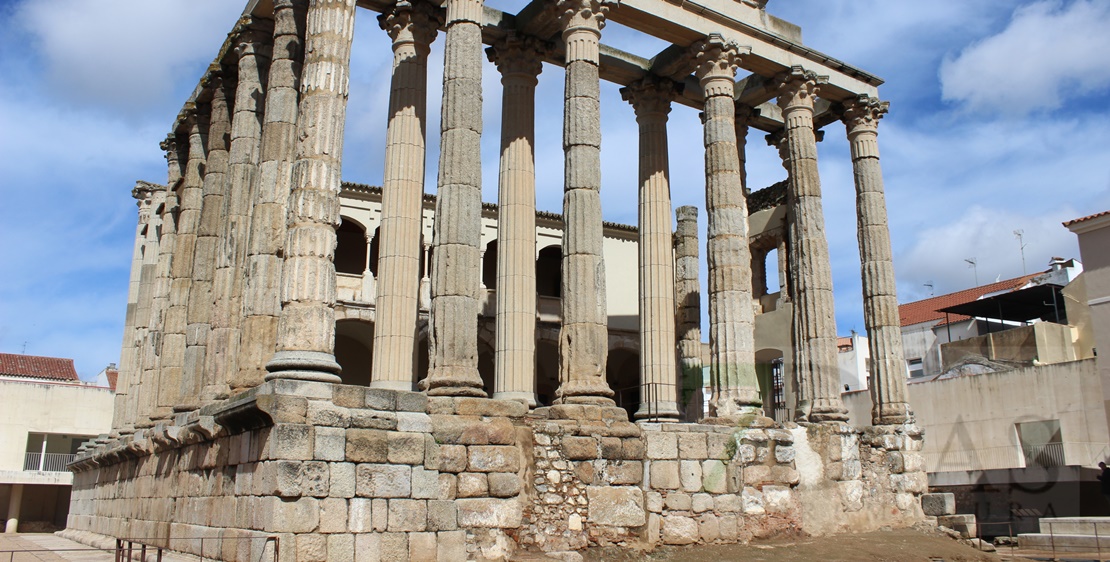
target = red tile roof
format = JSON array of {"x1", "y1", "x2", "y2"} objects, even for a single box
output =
[
  {"x1": 1063, "y1": 210, "x2": 1110, "y2": 227},
  {"x1": 0, "y1": 353, "x2": 80, "y2": 381},
  {"x1": 898, "y1": 272, "x2": 1042, "y2": 328}
]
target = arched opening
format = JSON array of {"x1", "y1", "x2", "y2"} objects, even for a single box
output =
[
  {"x1": 606, "y1": 348, "x2": 640, "y2": 420},
  {"x1": 335, "y1": 320, "x2": 374, "y2": 386},
  {"x1": 336, "y1": 218, "x2": 367, "y2": 275},
  {"x1": 483, "y1": 240, "x2": 498, "y2": 290},
  {"x1": 535, "y1": 339, "x2": 559, "y2": 406},
  {"x1": 368, "y1": 227, "x2": 380, "y2": 277},
  {"x1": 755, "y1": 348, "x2": 786, "y2": 421},
  {"x1": 478, "y1": 339, "x2": 495, "y2": 395},
  {"x1": 764, "y1": 247, "x2": 780, "y2": 296},
  {"x1": 536, "y1": 245, "x2": 561, "y2": 298}
]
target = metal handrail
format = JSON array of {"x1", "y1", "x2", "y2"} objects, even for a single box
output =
[
  {"x1": 110, "y1": 535, "x2": 279, "y2": 562},
  {"x1": 21, "y1": 452, "x2": 76, "y2": 472}
]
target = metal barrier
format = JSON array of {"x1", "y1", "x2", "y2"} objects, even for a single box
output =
[
  {"x1": 1039, "y1": 518, "x2": 1108, "y2": 561},
  {"x1": 974, "y1": 521, "x2": 1016, "y2": 558},
  {"x1": 113, "y1": 535, "x2": 279, "y2": 562}
]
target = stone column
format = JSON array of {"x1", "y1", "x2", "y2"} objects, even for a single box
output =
[
  {"x1": 775, "y1": 66, "x2": 847, "y2": 423},
  {"x1": 211, "y1": 22, "x2": 272, "y2": 398},
  {"x1": 265, "y1": 0, "x2": 357, "y2": 383},
  {"x1": 4, "y1": 484, "x2": 22, "y2": 533},
  {"x1": 487, "y1": 34, "x2": 544, "y2": 405},
  {"x1": 159, "y1": 109, "x2": 207, "y2": 416},
  {"x1": 371, "y1": 1, "x2": 441, "y2": 390},
  {"x1": 113, "y1": 182, "x2": 158, "y2": 433},
  {"x1": 241, "y1": 0, "x2": 308, "y2": 392},
  {"x1": 843, "y1": 95, "x2": 913, "y2": 425},
  {"x1": 127, "y1": 185, "x2": 166, "y2": 430},
  {"x1": 694, "y1": 35, "x2": 761, "y2": 420},
  {"x1": 621, "y1": 77, "x2": 679, "y2": 421},
  {"x1": 674, "y1": 206, "x2": 703, "y2": 420},
  {"x1": 777, "y1": 237, "x2": 789, "y2": 298},
  {"x1": 555, "y1": 0, "x2": 615, "y2": 405},
  {"x1": 181, "y1": 72, "x2": 233, "y2": 411},
  {"x1": 138, "y1": 184, "x2": 179, "y2": 426},
  {"x1": 424, "y1": 0, "x2": 486, "y2": 397}
]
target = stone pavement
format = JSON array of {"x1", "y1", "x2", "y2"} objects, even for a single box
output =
[{"x1": 0, "y1": 534, "x2": 192, "y2": 562}]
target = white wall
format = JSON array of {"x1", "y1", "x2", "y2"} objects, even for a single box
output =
[{"x1": 0, "y1": 379, "x2": 114, "y2": 473}]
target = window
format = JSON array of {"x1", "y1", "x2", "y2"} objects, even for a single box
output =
[
  {"x1": 1017, "y1": 420, "x2": 1064, "y2": 467},
  {"x1": 906, "y1": 358, "x2": 924, "y2": 378}
]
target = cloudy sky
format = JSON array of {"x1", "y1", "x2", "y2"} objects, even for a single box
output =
[{"x1": 1, "y1": 0, "x2": 1108, "y2": 380}]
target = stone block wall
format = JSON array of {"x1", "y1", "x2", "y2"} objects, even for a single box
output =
[{"x1": 63, "y1": 382, "x2": 925, "y2": 561}]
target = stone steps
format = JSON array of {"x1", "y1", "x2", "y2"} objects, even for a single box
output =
[{"x1": 1039, "y1": 516, "x2": 1110, "y2": 535}]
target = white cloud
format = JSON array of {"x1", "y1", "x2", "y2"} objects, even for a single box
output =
[
  {"x1": 14, "y1": 0, "x2": 244, "y2": 116},
  {"x1": 940, "y1": 0, "x2": 1110, "y2": 114}
]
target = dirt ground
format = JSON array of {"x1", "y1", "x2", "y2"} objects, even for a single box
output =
[{"x1": 576, "y1": 528, "x2": 1032, "y2": 562}]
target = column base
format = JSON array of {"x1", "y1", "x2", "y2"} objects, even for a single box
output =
[
  {"x1": 555, "y1": 378, "x2": 615, "y2": 406},
  {"x1": 423, "y1": 366, "x2": 487, "y2": 397},
  {"x1": 872, "y1": 402, "x2": 914, "y2": 425},
  {"x1": 492, "y1": 391, "x2": 537, "y2": 408},
  {"x1": 634, "y1": 401, "x2": 681, "y2": 422},
  {"x1": 264, "y1": 350, "x2": 342, "y2": 383}
]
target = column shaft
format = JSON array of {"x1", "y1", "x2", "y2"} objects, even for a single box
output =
[
  {"x1": 113, "y1": 183, "x2": 158, "y2": 433},
  {"x1": 137, "y1": 185, "x2": 178, "y2": 426},
  {"x1": 371, "y1": 2, "x2": 441, "y2": 390},
  {"x1": 622, "y1": 78, "x2": 679, "y2": 420},
  {"x1": 127, "y1": 188, "x2": 166, "y2": 430},
  {"x1": 843, "y1": 96, "x2": 913, "y2": 425},
  {"x1": 4, "y1": 484, "x2": 22, "y2": 533},
  {"x1": 212, "y1": 23, "x2": 272, "y2": 397},
  {"x1": 183, "y1": 75, "x2": 233, "y2": 410},
  {"x1": 425, "y1": 0, "x2": 486, "y2": 396},
  {"x1": 241, "y1": 0, "x2": 309, "y2": 391},
  {"x1": 775, "y1": 67, "x2": 847, "y2": 422},
  {"x1": 675, "y1": 206, "x2": 703, "y2": 420},
  {"x1": 695, "y1": 37, "x2": 761, "y2": 419},
  {"x1": 265, "y1": 0, "x2": 357, "y2": 383},
  {"x1": 488, "y1": 35, "x2": 543, "y2": 405},
  {"x1": 159, "y1": 111, "x2": 207, "y2": 416},
  {"x1": 555, "y1": 0, "x2": 614, "y2": 405}
]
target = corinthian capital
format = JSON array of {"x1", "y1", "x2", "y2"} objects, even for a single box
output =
[
  {"x1": 692, "y1": 34, "x2": 748, "y2": 96},
  {"x1": 841, "y1": 95, "x2": 889, "y2": 133},
  {"x1": 556, "y1": 0, "x2": 611, "y2": 32},
  {"x1": 620, "y1": 76, "x2": 680, "y2": 121},
  {"x1": 765, "y1": 130, "x2": 789, "y2": 170},
  {"x1": 774, "y1": 66, "x2": 826, "y2": 111},
  {"x1": 378, "y1": 0, "x2": 443, "y2": 48},
  {"x1": 486, "y1": 33, "x2": 549, "y2": 80}
]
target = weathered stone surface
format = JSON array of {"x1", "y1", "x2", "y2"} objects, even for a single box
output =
[
  {"x1": 388, "y1": 499, "x2": 427, "y2": 532},
  {"x1": 468, "y1": 445, "x2": 520, "y2": 472},
  {"x1": 355, "y1": 464, "x2": 411, "y2": 498},
  {"x1": 921, "y1": 493, "x2": 955, "y2": 516},
  {"x1": 662, "y1": 515, "x2": 699, "y2": 545},
  {"x1": 650, "y1": 460, "x2": 680, "y2": 489},
  {"x1": 346, "y1": 429, "x2": 388, "y2": 463},
  {"x1": 388, "y1": 432, "x2": 426, "y2": 465},
  {"x1": 456, "y1": 498, "x2": 523, "y2": 528},
  {"x1": 487, "y1": 473, "x2": 521, "y2": 497},
  {"x1": 646, "y1": 432, "x2": 678, "y2": 459},
  {"x1": 587, "y1": 486, "x2": 645, "y2": 527}
]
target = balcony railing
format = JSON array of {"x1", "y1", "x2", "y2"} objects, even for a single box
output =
[{"x1": 23, "y1": 452, "x2": 76, "y2": 472}]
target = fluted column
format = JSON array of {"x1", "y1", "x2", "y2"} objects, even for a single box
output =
[
  {"x1": 675, "y1": 206, "x2": 702, "y2": 420},
  {"x1": 843, "y1": 95, "x2": 913, "y2": 425},
  {"x1": 127, "y1": 182, "x2": 165, "y2": 428},
  {"x1": 775, "y1": 66, "x2": 846, "y2": 423},
  {"x1": 694, "y1": 35, "x2": 761, "y2": 420},
  {"x1": 621, "y1": 77, "x2": 679, "y2": 421},
  {"x1": 371, "y1": 1, "x2": 442, "y2": 390},
  {"x1": 181, "y1": 72, "x2": 233, "y2": 411},
  {"x1": 555, "y1": 0, "x2": 614, "y2": 405},
  {"x1": 241, "y1": 0, "x2": 308, "y2": 391},
  {"x1": 424, "y1": 0, "x2": 486, "y2": 396},
  {"x1": 159, "y1": 110, "x2": 207, "y2": 417},
  {"x1": 487, "y1": 34, "x2": 545, "y2": 405},
  {"x1": 265, "y1": 0, "x2": 357, "y2": 383},
  {"x1": 114, "y1": 182, "x2": 159, "y2": 433},
  {"x1": 137, "y1": 176, "x2": 180, "y2": 426},
  {"x1": 210, "y1": 22, "x2": 272, "y2": 398}
]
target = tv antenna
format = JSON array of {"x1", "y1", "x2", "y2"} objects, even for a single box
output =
[
  {"x1": 1014, "y1": 229, "x2": 1027, "y2": 274},
  {"x1": 924, "y1": 281, "x2": 934, "y2": 297},
  {"x1": 965, "y1": 258, "x2": 978, "y2": 286}
]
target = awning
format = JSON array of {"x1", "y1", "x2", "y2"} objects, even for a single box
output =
[{"x1": 938, "y1": 283, "x2": 1066, "y2": 324}]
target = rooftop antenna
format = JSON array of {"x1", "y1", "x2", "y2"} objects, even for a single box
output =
[
  {"x1": 965, "y1": 258, "x2": 979, "y2": 286},
  {"x1": 21, "y1": 341, "x2": 27, "y2": 354},
  {"x1": 924, "y1": 281, "x2": 934, "y2": 297},
  {"x1": 1014, "y1": 229, "x2": 1027, "y2": 274}
]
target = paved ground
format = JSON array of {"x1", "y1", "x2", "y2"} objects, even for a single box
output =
[{"x1": 0, "y1": 534, "x2": 193, "y2": 562}]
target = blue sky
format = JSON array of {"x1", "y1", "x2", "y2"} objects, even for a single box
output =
[{"x1": 1, "y1": 0, "x2": 1108, "y2": 379}]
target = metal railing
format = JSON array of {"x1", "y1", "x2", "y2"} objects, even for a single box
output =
[
  {"x1": 612, "y1": 381, "x2": 707, "y2": 422},
  {"x1": 1022, "y1": 442, "x2": 1066, "y2": 468},
  {"x1": 22, "y1": 452, "x2": 75, "y2": 472}
]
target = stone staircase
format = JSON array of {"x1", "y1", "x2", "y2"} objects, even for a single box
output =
[{"x1": 1019, "y1": 517, "x2": 1110, "y2": 553}]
